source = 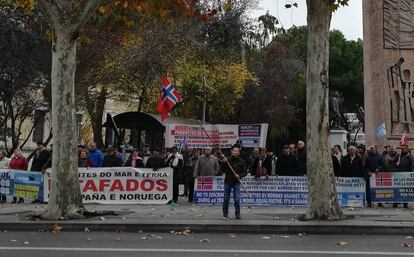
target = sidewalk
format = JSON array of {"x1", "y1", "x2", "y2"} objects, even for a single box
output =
[{"x1": 0, "y1": 200, "x2": 413, "y2": 234}]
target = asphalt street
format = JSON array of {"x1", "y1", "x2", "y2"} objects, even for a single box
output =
[{"x1": 0, "y1": 231, "x2": 414, "y2": 257}]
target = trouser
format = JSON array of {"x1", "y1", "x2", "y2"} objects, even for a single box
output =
[
  {"x1": 172, "y1": 169, "x2": 180, "y2": 203},
  {"x1": 188, "y1": 178, "x2": 195, "y2": 202},
  {"x1": 365, "y1": 178, "x2": 371, "y2": 205},
  {"x1": 223, "y1": 182, "x2": 241, "y2": 216}
]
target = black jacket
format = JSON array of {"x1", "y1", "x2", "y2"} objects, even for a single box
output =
[
  {"x1": 276, "y1": 154, "x2": 298, "y2": 176},
  {"x1": 340, "y1": 155, "x2": 366, "y2": 178},
  {"x1": 146, "y1": 156, "x2": 166, "y2": 170},
  {"x1": 103, "y1": 154, "x2": 122, "y2": 167},
  {"x1": 296, "y1": 148, "x2": 307, "y2": 176},
  {"x1": 221, "y1": 156, "x2": 247, "y2": 185},
  {"x1": 31, "y1": 150, "x2": 51, "y2": 172},
  {"x1": 124, "y1": 158, "x2": 145, "y2": 168},
  {"x1": 397, "y1": 153, "x2": 414, "y2": 172},
  {"x1": 332, "y1": 155, "x2": 342, "y2": 176}
]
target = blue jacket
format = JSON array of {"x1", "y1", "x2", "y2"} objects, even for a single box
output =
[{"x1": 88, "y1": 149, "x2": 104, "y2": 167}]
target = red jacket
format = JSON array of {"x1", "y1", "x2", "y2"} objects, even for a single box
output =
[{"x1": 9, "y1": 156, "x2": 28, "y2": 171}]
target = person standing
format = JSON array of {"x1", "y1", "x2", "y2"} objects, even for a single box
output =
[
  {"x1": 221, "y1": 145, "x2": 247, "y2": 220},
  {"x1": 357, "y1": 144, "x2": 367, "y2": 167},
  {"x1": 382, "y1": 145, "x2": 399, "y2": 172},
  {"x1": 141, "y1": 144, "x2": 152, "y2": 167},
  {"x1": 193, "y1": 147, "x2": 220, "y2": 177},
  {"x1": 366, "y1": 145, "x2": 384, "y2": 207},
  {"x1": 332, "y1": 145, "x2": 343, "y2": 176},
  {"x1": 188, "y1": 149, "x2": 200, "y2": 202},
  {"x1": 146, "y1": 149, "x2": 166, "y2": 170},
  {"x1": 340, "y1": 146, "x2": 366, "y2": 178},
  {"x1": 30, "y1": 142, "x2": 51, "y2": 172},
  {"x1": 103, "y1": 147, "x2": 123, "y2": 167},
  {"x1": 296, "y1": 141, "x2": 307, "y2": 176},
  {"x1": 395, "y1": 144, "x2": 413, "y2": 208},
  {"x1": 248, "y1": 148, "x2": 259, "y2": 175},
  {"x1": 88, "y1": 143, "x2": 104, "y2": 167},
  {"x1": 0, "y1": 150, "x2": 10, "y2": 169},
  {"x1": 251, "y1": 148, "x2": 272, "y2": 179},
  {"x1": 166, "y1": 146, "x2": 183, "y2": 207},
  {"x1": 0, "y1": 150, "x2": 10, "y2": 203},
  {"x1": 124, "y1": 150, "x2": 145, "y2": 168},
  {"x1": 276, "y1": 145, "x2": 298, "y2": 176},
  {"x1": 78, "y1": 149, "x2": 93, "y2": 168},
  {"x1": 9, "y1": 148, "x2": 28, "y2": 203}
]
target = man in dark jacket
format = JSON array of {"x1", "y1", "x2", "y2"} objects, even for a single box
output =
[
  {"x1": 221, "y1": 145, "x2": 247, "y2": 220},
  {"x1": 341, "y1": 146, "x2": 366, "y2": 178},
  {"x1": 366, "y1": 145, "x2": 384, "y2": 207},
  {"x1": 251, "y1": 148, "x2": 272, "y2": 178},
  {"x1": 102, "y1": 147, "x2": 123, "y2": 167},
  {"x1": 31, "y1": 142, "x2": 51, "y2": 172},
  {"x1": 146, "y1": 149, "x2": 166, "y2": 170},
  {"x1": 276, "y1": 145, "x2": 298, "y2": 176},
  {"x1": 296, "y1": 141, "x2": 307, "y2": 176},
  {"x1": 166, "y1": 146, "x2": 183, "y2": 207},
  {"x1": 395, "y1": 144, "x2": 413, "y2": 208},
  {"x1": 332, "y1": 145, "x2": 342, "y2": 176}
]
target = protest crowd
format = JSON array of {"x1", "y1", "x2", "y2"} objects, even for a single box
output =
[{"x1": 0, "y1": 140, "x2": 412, "y2": 213}]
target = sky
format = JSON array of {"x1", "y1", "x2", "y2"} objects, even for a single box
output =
[{"x1": 253, "y1": 0, "x2": 363, "y2": 40}]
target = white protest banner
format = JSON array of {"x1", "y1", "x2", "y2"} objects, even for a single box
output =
[
  {"x1": 43, "y1": 167, "x2": 172, "y2": 204},
  {"x1": 165, "y1": 123, "x2": 268, "y2": 149},
  {"x1": 194, "y1": 176, "x2": 365, "y2": 207}
]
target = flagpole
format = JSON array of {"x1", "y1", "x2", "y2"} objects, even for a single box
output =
[{"x1": 197, "y1": 121, "x2": 251, "y2": 198}]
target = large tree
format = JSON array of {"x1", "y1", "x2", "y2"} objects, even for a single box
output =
[{"x1": 304, "y1": 0, "x2": 348, "y2": 220}]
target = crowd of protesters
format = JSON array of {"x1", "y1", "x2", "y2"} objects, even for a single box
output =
[{"x1": 0, "y1": 140, "x2": 412, "y2": 211}]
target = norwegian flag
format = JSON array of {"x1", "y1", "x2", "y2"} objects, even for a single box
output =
[
  {"x1": 375, "y1": 173, "x2": 393, "y2": 187},
  {"x1": 197, "y1": 177, "x2": 213, "y2": 190},
  {"x1": 157, "y1": 75, "x2": 182, "y2": 121},
  {"x1": 400, "y1": 132, "x2": 408, "y2": 146}
]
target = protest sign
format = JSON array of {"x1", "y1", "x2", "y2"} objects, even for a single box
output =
[
  {"x1": 370, "y1": 172, "x2": 414, "y2": 203},
  {"x1": 43, "y1": 167, "x2": 172, "y2": 204},
  {"x1": 165, "y1": 123, "x2": 268, "y2": 149},
  {"x1": 194, "y1": 176, "x2": 365, "y2": 207},
  {"x1": 0, "y1": 170, "x2": 42, "y2": 200}
]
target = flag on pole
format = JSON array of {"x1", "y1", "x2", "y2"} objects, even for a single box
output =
[
  {"x1": 400, "y1": 131, "x2": 408, "y2": 146},
  {"x1": 156, "y1": 75, "x2": 182, "y2": 121},
  {"x1": 375, "y1": 123, "x2": 387, "y2": 139}
]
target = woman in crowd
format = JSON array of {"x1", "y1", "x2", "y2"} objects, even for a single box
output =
[
  {"x1": 9, "y1": 148, "x2": 28, "y2": 203},
  {"x1": 78, "y1": 149, "x2": 93, "y2": 168},
  {"x1": 124, "y1": 149, "x2": 145, "y2": 168}
]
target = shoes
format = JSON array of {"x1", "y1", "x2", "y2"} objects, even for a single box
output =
[
  {"x1": 378, "y1": 203, "x2": 383, "y2": 208},
  {"x1": 18, "y1": 198, "x2": 24, "y2": 203},
  {"x1": 170, "y1": 202, "x2": 178, "y2": 208},
  {"x1": 367, "y1": 203, "x2": 372, "y2": 208},
  {"x1": 235, "y1": 215, "x2": 241, "y2": 220},
  {"x1": 403, "y1": 203, "x2": 408, "y2": 208},
  {"x1": 393, "y1": 203, "x2": 398, "y2": 208},
  {"x1": 31, "y1": 199, "x2": 41, "y2": 204},
  {"x1": 222, "y1": 215, "x2": 229, "y2": 220}
]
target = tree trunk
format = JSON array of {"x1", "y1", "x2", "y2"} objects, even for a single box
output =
[
  {"x1": 41, "y1": 26, "x2": 84, "y2": 220},
  {"x1": 305, "y1": 0, "x2": 343, "y2": 220},
  {"x1": 90, "y1": 88, "x2": 107, "y2": 148}
]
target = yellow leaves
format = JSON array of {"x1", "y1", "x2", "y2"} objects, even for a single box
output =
[
  {"x1": 16, "y1": 0, "x2": 35, "y2": 12},
  {"x1": 45, "y1": 30, "x2": 53, "y2": 42},
  {"x1": 98, "y1": 5, "x2": 110, "y2": 15},
  {"x1": 223, "y1": 2, "x2": 232, "y2": 10}
]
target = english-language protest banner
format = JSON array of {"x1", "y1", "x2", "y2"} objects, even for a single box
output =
[
  {"x1": 0, "y1": 170, "x2": 43, "y2": 200},
  {"x1": 165, "y1": 123, "x2": 268, "y2": 149},
  {"x1": 43, "y1": 167, "x2": 172, "y2": 204},
  {"x1": 370, "y1": 172, "x2": 414, "y2": 203},
  {"x1": 194, "y1": 176, "x2": 366, "y2": 207}
]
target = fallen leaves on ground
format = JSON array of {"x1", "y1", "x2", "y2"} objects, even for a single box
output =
[
  {"x1": 272, "y1": 216, "x2": 280, "y2": 220},
  {"x1": 337, "y1": 241, "x2": 349, "y2": 246},
  {"x1": 99, "y1": 217, "x2": 106, "y2": 221},
  {"x1": 401, "y1": 243, "x2": 413, "y2": 248},
  {"x1": 10, "y1": 239, "x2": 17, "y2": 242},
  {"x1": 140, "y1": 237, "x2": 148, "y2": 240},
  {"x1": 115, "y1": 236, "x2": 124, "y2": 241},
  {"x1": 280, "y1": 235, "x2": 290, "y2": 239},
  {"x1": 85, "y1": 238, "x2": 92, "y2": 241},
  {"x1": 261, "y1": 236, "x2": 271, "y2": 240},
  {"x1": 402, "y1": 221, "x2": 410, "y2": 224},
  {"x1": 84, "y1": 227, "x2": 90, "y2": 233},
  {"x1": 200, "y1": 239, "x2": 210, "y2": 243},
  {"x1": 227, "y1": 233, "x2": 237, "y2": 238},
  {"x1": 406, "y1": 236, "x2": 413, "y2": 240},
  {"x1": 23, "y1": 241, "x2": 30, "y2": 245},
  {"x1": 52, "y1": 224, "x2": 63, "y2": 233}
]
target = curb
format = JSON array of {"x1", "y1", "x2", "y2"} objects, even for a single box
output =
[{"x1": 0, "y1": 221, "x2": 412, "y2": 235}]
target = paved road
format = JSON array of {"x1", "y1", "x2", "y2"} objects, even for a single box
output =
[{"x1": 0, "y1": 231, "x2": 414, "y2": 257}]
